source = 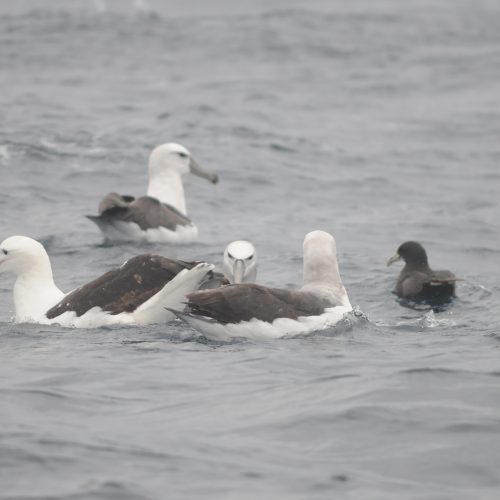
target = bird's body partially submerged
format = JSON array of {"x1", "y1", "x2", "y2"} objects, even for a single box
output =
[
  {"x1": 177, "y1": 231, "x2": 352, "y2": 341},
  {"x1": 0, "y1": 236, "x2": 214, "y2": 327},
  {"x1": 87, "y1": 193, "x2": 198, "y2": 243},
  {"x1": 87, "y1": 143, "x2": 218, "y2": 243},
  {"x1": 387, "y1": 241, "x2": 457, "y2": 305}
]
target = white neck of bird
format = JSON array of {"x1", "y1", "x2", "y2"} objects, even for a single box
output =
[
  {"x1": 302, "y1": 257, "x2": 350, "y2": 307},
  {"x1": 303, "y1": 257, "x2": 341, "y2": 287},
  {"x1": 13, "y1": 258, "x2": 63, "y2": 322},
  {"x1": 147, "y1": 170, "x2": 187, "y2": 215}
]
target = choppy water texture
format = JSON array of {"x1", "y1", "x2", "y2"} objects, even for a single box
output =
[{"x1": 1, "y1": 1, "x2": 500, "y2": 499}]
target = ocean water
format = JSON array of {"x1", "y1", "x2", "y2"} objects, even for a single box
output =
[{"x1": 1, "y1": 0, "x2": 500, "y2": 498}]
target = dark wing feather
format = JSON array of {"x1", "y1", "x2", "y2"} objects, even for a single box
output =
[
  {"x1": 46, "y1": 255, "x2": 197, "y2": 319},
  {"x1": 397, "y1": 269, "x2": 456, "y2": 301},
  {"x1": 427, "y1": 270, "x2": 456, "y2": 283},
  {"x1": 420, "y1": 269, "x2": 457, "y2": 300},
  {"x1": 87, "y1": 193, "x2": 191, "y2": 230},
  {"x1": 198, "y1": 271, "x2": 230, "y2": 289},
  {"x1": 186, "y1": 283, "x2": 329, "y2": 324},
  {"x1": 97, "y1": 192, "x2": 135, "y2": 215}
]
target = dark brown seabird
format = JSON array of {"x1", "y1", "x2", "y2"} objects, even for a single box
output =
[{"x1": 387, "y1": 241, "x2": 457, "y2": 303}]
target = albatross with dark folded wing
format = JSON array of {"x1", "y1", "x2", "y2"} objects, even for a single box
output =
[
  {"x1": 175, "y1": 231, "x2": 352, "y2": 341},
  {"x1": 0, "y1": 236, "x2": 214, "y2": 327},
  {"x1": 87, "y1": 143, "x2": 218, "y2": 243}
]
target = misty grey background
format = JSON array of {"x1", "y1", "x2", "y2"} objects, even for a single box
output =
[{"x1": 1, "y1": 1, "x2": 499, "y2": 499}]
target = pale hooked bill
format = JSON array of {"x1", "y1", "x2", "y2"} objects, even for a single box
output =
[
  {"x1": 86, "y1": 143, "x2": 218, "y2": 244},
  {"x1": 0, "y1": 236, "x2": 215, "y2": 328},
  {"x1": 174, "y1": 231, "x2": 352, "y2": 341},
  {"x1": 222, "y1": 240, "x2": 257, "y2": 284}
]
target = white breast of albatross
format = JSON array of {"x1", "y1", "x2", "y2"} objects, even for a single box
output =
[
  {"x1": 0, "y1": 236, "x2": 214, "y2": 327},
  {"x1": 0, "y1": 236, "x2": 64, "y2": 323},
  {"x1": 179, "y1": 230, "x2": 353, "y2": 341},
  {"x1": 147, "y1": 143, "x2": 190, "y2": 215},
  {"x1": 147, "y1": 143, "x2": 218, "y2": 215},
  {"x1": 87, "y1": 143, "x2": 218, "y2": 244}
]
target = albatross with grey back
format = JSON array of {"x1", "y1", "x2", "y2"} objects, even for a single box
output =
[
  {"x1": 387, "y1": 240, "x2": 457, "y2": 303},
  {"x1": 0, "y1": 235, "x2": 214, "y2": 328},
  {"x1": 175, "y1": 231, "x2": 352, "y2": 341},
  {"x1": 87, "y1": 143, "x2": 219, "y2": 243}
]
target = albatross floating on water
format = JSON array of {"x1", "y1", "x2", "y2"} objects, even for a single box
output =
[
  {"x1": 387, "y1": 241, "x2": 457, "y2": 304},
  {"x1": 87, "y1": 143, "x2": 218, "y2": 243},
  {"x1": 222, "y1": 240, "x2": 257, "y2": 284},
  {"x1": 0, "y1": 236, "x2": 215, "y2": 327},
  {"x1": 174, "y1": 231, "x2": 352, "y2": 341}
]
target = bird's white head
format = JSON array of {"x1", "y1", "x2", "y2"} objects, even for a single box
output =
[
  {"x1": 148, "y1": 143, "x2": 218, "y2": 183},
  {"x1": 222, "y1": 240, "x2": 257, "y2": 284},
  {"x1": 147, "y1": 143, "x2": 218, "y2": 214},
  {"x1": 148, "y1": 143, "x2": 192, "y2": 178},
  {"x1": 0, "y1": 236, "x2": 51, "y2": 277},
  {"x1": 303, "y1": 230, "x2": 336, "y2": 258},
  {"x1": 0, "y1": 236, "x2": 64, "y2": 323}
]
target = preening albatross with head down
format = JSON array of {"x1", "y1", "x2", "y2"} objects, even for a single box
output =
[
  {"x1": 175, "y1": 231, "x2": 352, "y2": 341},
  {"x1": 87, "y1": 143, "x2": 219, "y2": 243},
  {"x1": 0, "y1": 236, "x2": 215, "y2": 327}
]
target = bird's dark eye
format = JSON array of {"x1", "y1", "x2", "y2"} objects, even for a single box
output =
[
  {"x1": 2, "y1": 249, "x2": 7, "y2": 255},
  {"x1": 245, "y1": 255, "x2": 253, "y2": 261},
  {"x1": 227, "y1": 252, "x2": 234, "y2": 259},
  {"x1": 178, "y1": 152, "x2": 188, "y2": 158}
]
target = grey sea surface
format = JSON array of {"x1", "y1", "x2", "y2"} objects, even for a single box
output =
[{"x1": 1, "y1": 0, "x2": 500, "y2": 499}]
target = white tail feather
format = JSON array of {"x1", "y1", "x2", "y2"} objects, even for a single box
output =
[{"x1": 132, "y1": 263, "x2": 214, "y2": 324}]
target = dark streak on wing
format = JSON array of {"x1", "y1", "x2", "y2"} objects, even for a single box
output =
[
  {"x1": 198, "y1": 271, "x2": 230, "y2": 289},
  {"x1": 46, "y1": 255, "x2": 200, "y2": 319},
  {"x1": 87, "y1": 192, "x2": 192, "y2": 230},
  {"x1": 397, "y1": 269, "x2": 457, "y2": 301},
  {"x1": 185, "y1": 283, "x2": 331, "y2": 324}
]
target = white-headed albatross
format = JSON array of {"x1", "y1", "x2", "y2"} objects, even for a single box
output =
[
  {"x1": 175, "y1": 231, "x2": 352, "y2": 341},
  {"x1": 87, "y1": 143, "x2": 219, "y2": 243},
  {"x1": 0, "y1": 236, "x2": 215, "y2": 327},
  {"x1": 222, "y1": 240, "x2": 257, "y2": 284}
]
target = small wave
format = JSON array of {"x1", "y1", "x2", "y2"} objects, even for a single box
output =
[
  {"x1": 380, "y1": 310, "x2": 457, "y2": 332},
  {"x1": 304, "y1": 306, "x2": 370, "y2": 339},
  {"x1": 400, "y1": 367, "x2": 460, "y2": 375},
  {"x1": 456, "y1": 281, "x2": 493, "y2": 302},
  {"x1": 73, "y1": 480, "x2": 151, "y2": 500},
  {"x1": 0, "y1": 144, "x2": 11, "y2": 165},
  {"x1": 416, "y1": 310, "x2": 456, "y2": 329},
  {"x1": 269, "y1": 142, "x2": 296, "y2": 153},
  {"x1": 314, "y1": 373, "x2": 360, "y2": 383},
  {"x1": 3, "y1": 138, "x2": 108, "y2": 163},
  {"x1": 337, "y1": 305, "x2": 370, "y2": 329},
  {"x1": 440, "y1": 420, "x2": 500, "y2": 434},
  {"x1": 38, "y1": 138, "x2": 108, "y2": 160},
  {"x1": 396, "y1": 367, "x2": 500, "y2": 381}
]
